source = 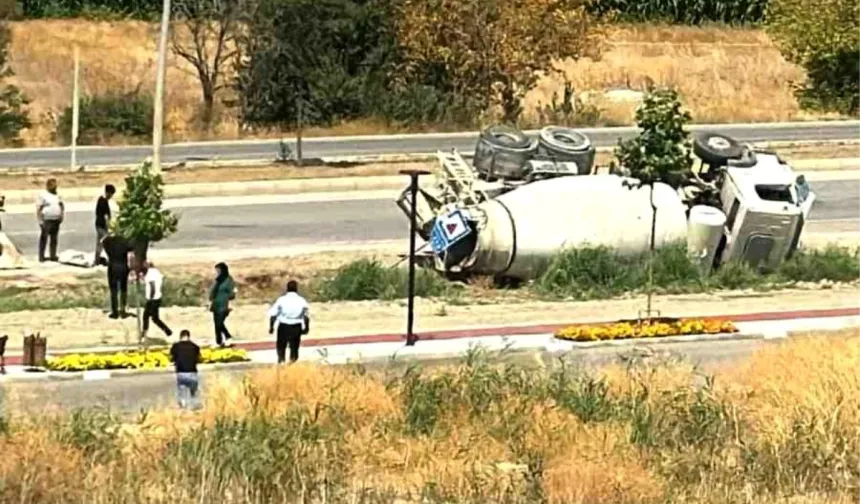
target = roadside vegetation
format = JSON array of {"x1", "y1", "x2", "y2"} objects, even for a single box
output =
[
  {"x1": 0, "y1": 332, "x2": 856, "y2": 502},
  {"x1": 2, "y1": 244, "x2": 857, "y2": 314},
  {"x1": 0, "y1": 0, "x2": 855, "y2": 147}
]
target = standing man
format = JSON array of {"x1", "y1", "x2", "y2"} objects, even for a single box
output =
[
  {"x1": 142, "y1": 261, "x2": 173, "y2": 339},
  {"x1": 267, "y1": 280, "x2": 310, "y2": 364},
  {"x1": 35, "y1": 178, "x2": 64, "y2": 262},
  {"x1": 169, "y1": 329, "x2": 201, "y2": 410},
  {"x1": 101, "y1": 230, "x2": 131, "y2": 319},
  {"x1": 93, "y1": 184, "x2": 116, "y2": 267}
]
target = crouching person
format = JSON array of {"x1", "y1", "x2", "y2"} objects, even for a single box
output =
[{"x1": 170, "y1": 329, "x2": 201, "y2": 410}]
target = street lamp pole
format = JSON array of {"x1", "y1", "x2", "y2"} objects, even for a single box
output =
[
  {"x1": 152, "y1": 0, "x2": 172, "y2": 174},
  {"x1": 401, "y1": 169, "x2": 430, "y2": 346}
]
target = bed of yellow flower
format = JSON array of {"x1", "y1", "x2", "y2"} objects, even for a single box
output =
[
  {"x1": 554, "y1": 318, "x2": 737, "y2": 342},
  {"x1": 45, "y1": 347, "x2": 250, "y2": 372}
]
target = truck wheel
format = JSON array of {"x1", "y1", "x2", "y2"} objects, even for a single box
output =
[
  {"x1": 537, "y1": 126, "x2": 596, "y2": 175},
  {"x1": 727, "y1": 146, "x2": 758, "y2": 168},
  {"x1": 693, "y1": 132, "x2": 744, "y2": 167},
  {"x1": 473, "y1": 125, "x2": 536, "y2": 181}
]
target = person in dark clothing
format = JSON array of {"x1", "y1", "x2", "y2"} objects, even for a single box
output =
[
  {"x1": 93, "y1": 184, "x2": 115, "y2": 267},
  {"x1": 169, "y1": 329, "x2": 201, "y2": 409},
  {"x1": 208, "y1": 262, "x2": 236, "y2": 348},
  {"x1": 101, "y1": 231, "x2": 132, "y2": 318},
  {"x1": 267, "y1": 280, "x2": 310, "y2": 364}
]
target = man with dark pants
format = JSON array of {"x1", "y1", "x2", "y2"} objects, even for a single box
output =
[
  {"x1": 268, "y1": 280, "x2": 310, "y2": 364},
  {"x1": 93, "y1": 184, "x2": 115, "y2": 267},
  {"x1": 35, "y1": 178, "x2": 64, "y2": 262},
  {"x1": 101, "y1": 231, "x2": 131, "y2": 318},
  {"x1": 170, "y1": 329, "x2": 201, "y2": 410},
  {"x1": 142, "y1": 261, "x2": 173, "y2": 339}
]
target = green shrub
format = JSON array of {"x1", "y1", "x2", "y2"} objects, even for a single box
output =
[
  {"x1": 766, "y1": 0, "x2": 860, "y2": 114},
  {"x1": 312, "y1": 258, "x2": 449, "y2": 302},
  {"x1": 55, "y1": 91, "x2": 153, "y2": 145},
  {"x1": 778, "y1": 245, "x2": 860, "y2": 283},
  {"x1": 587, "y1": 0, "x2": 768, "y2": 24},
  {"x1": 19, "y1": 0, "x2": 160, "y2": 20}
]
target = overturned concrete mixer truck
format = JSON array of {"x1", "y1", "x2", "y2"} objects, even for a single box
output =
[{"x1": 396, "y1": 125, "x2": 816, "y2": 281}]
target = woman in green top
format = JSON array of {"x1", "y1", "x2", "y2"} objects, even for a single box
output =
[{"x1": 209, "y1": 262, "x2": 236, "y2": 347}]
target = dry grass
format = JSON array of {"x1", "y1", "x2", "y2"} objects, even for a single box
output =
[
  {"x1": 5, "y1": 20, "x2": 839, "y2": 148},
  {"x1": 0, "y1": 333, "x2": 857, "y2": 503},
  {"x1": 524, "y1": 24, "x2": 842, "y2": 125}
]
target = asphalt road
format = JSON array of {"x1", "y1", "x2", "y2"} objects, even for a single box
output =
[
  {"x1": 2, "y1": 179, "x2": 856, "y2": 256},
  {"x1": 1, "y1": 338, "x2": 774, "y2": 414},
  {"x1": 1, "y1": 121, "x2": 858, "y2": 169}
]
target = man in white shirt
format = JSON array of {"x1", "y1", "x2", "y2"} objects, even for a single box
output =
[
  {"x1": 268, "y1": 280, "x2": 310, "y2": 364},
  {"x1": 141, "y1": 261, "x2": 173, "y2": 339},
  {"x1": 35, "y1": 178, "x2": 64, "y2": 262}
]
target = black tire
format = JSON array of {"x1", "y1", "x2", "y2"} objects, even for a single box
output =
[
  {"x1": 693, "y1": 132, "x2": 745, "y2": 166},
  {"x1": 536, "y1": 126, "x2": 596, "y2": 175},
  {"x1": 727, "y1": 146, "x2": 757, "y2": 168},
  {"x1": 473, "y1": 125, "x2": 537, "y2": 180}
]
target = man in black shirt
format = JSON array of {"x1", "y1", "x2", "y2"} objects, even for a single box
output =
[
  {"x1": 101, "y1": 231, "x2": 131, "y2": 319},
  {"x1": 170, "y1": 329, "x2": 201, "y2": 410},
  {"x1": 93, "y1": 184, "x2": 115, "y2": 267}
]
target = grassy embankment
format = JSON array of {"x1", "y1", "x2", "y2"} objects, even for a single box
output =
[
  {"x1": 1, "y1": 244, "x2": 857, "y2": 314},
  {"x1": 0, "y1": 332, "x2": 857, "y2": 502},
  {"x1": 7, "y1": 20, "x2": 833, "y2": 147}
]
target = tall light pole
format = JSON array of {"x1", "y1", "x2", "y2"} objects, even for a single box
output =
[
  {"x1": 152, "y1": 0, "x2": 172, "y2": 174},
  {"x1": 70, "y1": 45, "x2": 80, "y2": 172},
  {"x1": 400, "y1": 169, "x2": 430, "y2": 346}
]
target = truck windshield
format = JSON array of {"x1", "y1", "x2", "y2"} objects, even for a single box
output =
[{"x1": 755, "y1": 184, "x2": 793, "y2": 203}]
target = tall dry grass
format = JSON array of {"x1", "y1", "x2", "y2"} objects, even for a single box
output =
[
  {"x1": 0, "y1": 332, "x2": 857, "y2": 503},
  {"x1": 5, "y1": 20, "x2": 829, "y2": 147}
]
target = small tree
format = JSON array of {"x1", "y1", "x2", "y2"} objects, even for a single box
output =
[
  {"x1": 614, "y1": 88, "x2": 692, "y2": 319},
  {"x1": 0, "y1": 20, "x2": 30, "y2": 145},
  {"x1": 395, "y1": 0, "x2": 602, "y2": 124},
  {"x1": 171, "y1": 0, "x2": 241, "y2": 128},
  {"x1": 113, "y1": 162, "x2": 179, "y2": 272},
  {"x1": 767, "y1": 0, "x2": 859, "y2": 114}
]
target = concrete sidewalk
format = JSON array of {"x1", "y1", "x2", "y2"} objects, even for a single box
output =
[{"x1": 1, "y1": 307, "x2": 856, "y2": 382}]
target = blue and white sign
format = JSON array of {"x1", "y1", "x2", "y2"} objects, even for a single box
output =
[{"x1": 430, "y1": 209, "x2": 471, "y2": 255}]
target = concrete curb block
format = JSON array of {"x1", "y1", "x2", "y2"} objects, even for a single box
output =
[{"x1": 0, "y1": 331, "x2": 764, "y2": 382}]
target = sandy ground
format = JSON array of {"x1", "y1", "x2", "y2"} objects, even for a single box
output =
[{"x1": 1, "y1": 285, "x2": 857, "y2": 353}]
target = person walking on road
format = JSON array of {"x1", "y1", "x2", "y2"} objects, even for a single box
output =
[
  {"x1": 36, "y1": 178, "x2": 64, "y2": 262},
  {"x1": 170, "y1": 329, "x2": 201, "y2": 410},
  {"x1": 268, "y1": 280, "x2": 310, "y2": 364},
  {"x1": 102, "y1": 231, "x2": 132, "y2": 319},
  {"x1": 93, "y1": 184, "x2": 116, "y2": 267},
  {"x1": 142, "y1": 261, "x2": 173, "y2": 339},
  {"x1": 209, "y1": 262, "x2": 236, "y2": 348}
]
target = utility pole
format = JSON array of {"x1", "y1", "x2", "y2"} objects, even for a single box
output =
[
  {"x1": 296, "y1": 98, "x2": 303, "y2": 167},
  {"x1": 151, "y1": 0, "x2": 172, "y2": 174},
  {"x1": 400, "y1": 169, "x2": 430, "y2": 346},
  {"x1": 70, "y1": 45, "x2": 80, "y2": 172}
]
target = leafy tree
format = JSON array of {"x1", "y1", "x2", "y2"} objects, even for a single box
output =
[
  {"x1": 0, "y1": 20, "x2": 30, "y2": 146},
  {"x1": 234, "y1": 0, "x2": 398, "y2": 128},
  {"x1": 113, "y1": 162, "x2": 179, "y2": 272},
  {"x1": 171, "y1": 0, "x2": 241, "y2": 128},
  {"x1": 395, "y1": 0, "x2": 602, "y2": 124},
  {"x1": 766, "y1": 0, "x2": 860, "y2": 115},
  {"x1": 614, "y1": 87, "x2": 692, "y2": 318}
]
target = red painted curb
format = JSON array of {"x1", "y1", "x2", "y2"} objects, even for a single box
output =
[{"x1": 3, "y1": 306, "x2": 858, "y2": 366}]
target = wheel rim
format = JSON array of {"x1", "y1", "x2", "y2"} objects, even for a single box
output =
[{"x1": 707, "y1": 136, "x2": 731, "y2": 150}]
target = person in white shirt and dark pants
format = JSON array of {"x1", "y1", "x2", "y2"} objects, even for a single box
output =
[
  {"x1": 268, "y1": 280, "x2": 309, "y2": 364},
  {"x1": 142, "y1": 261, "x2": 173, "y2": 339},
  {"x1": 35, "y1": 178, "x2": 64, "y2": 262}
]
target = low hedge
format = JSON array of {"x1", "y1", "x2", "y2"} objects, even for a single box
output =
[
  {"x1": 554, "y1": 318, "x2": 737, "y2": 342},
  {"x1": 46, "y1": 347, "x2": 250, "y2": 372}
]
